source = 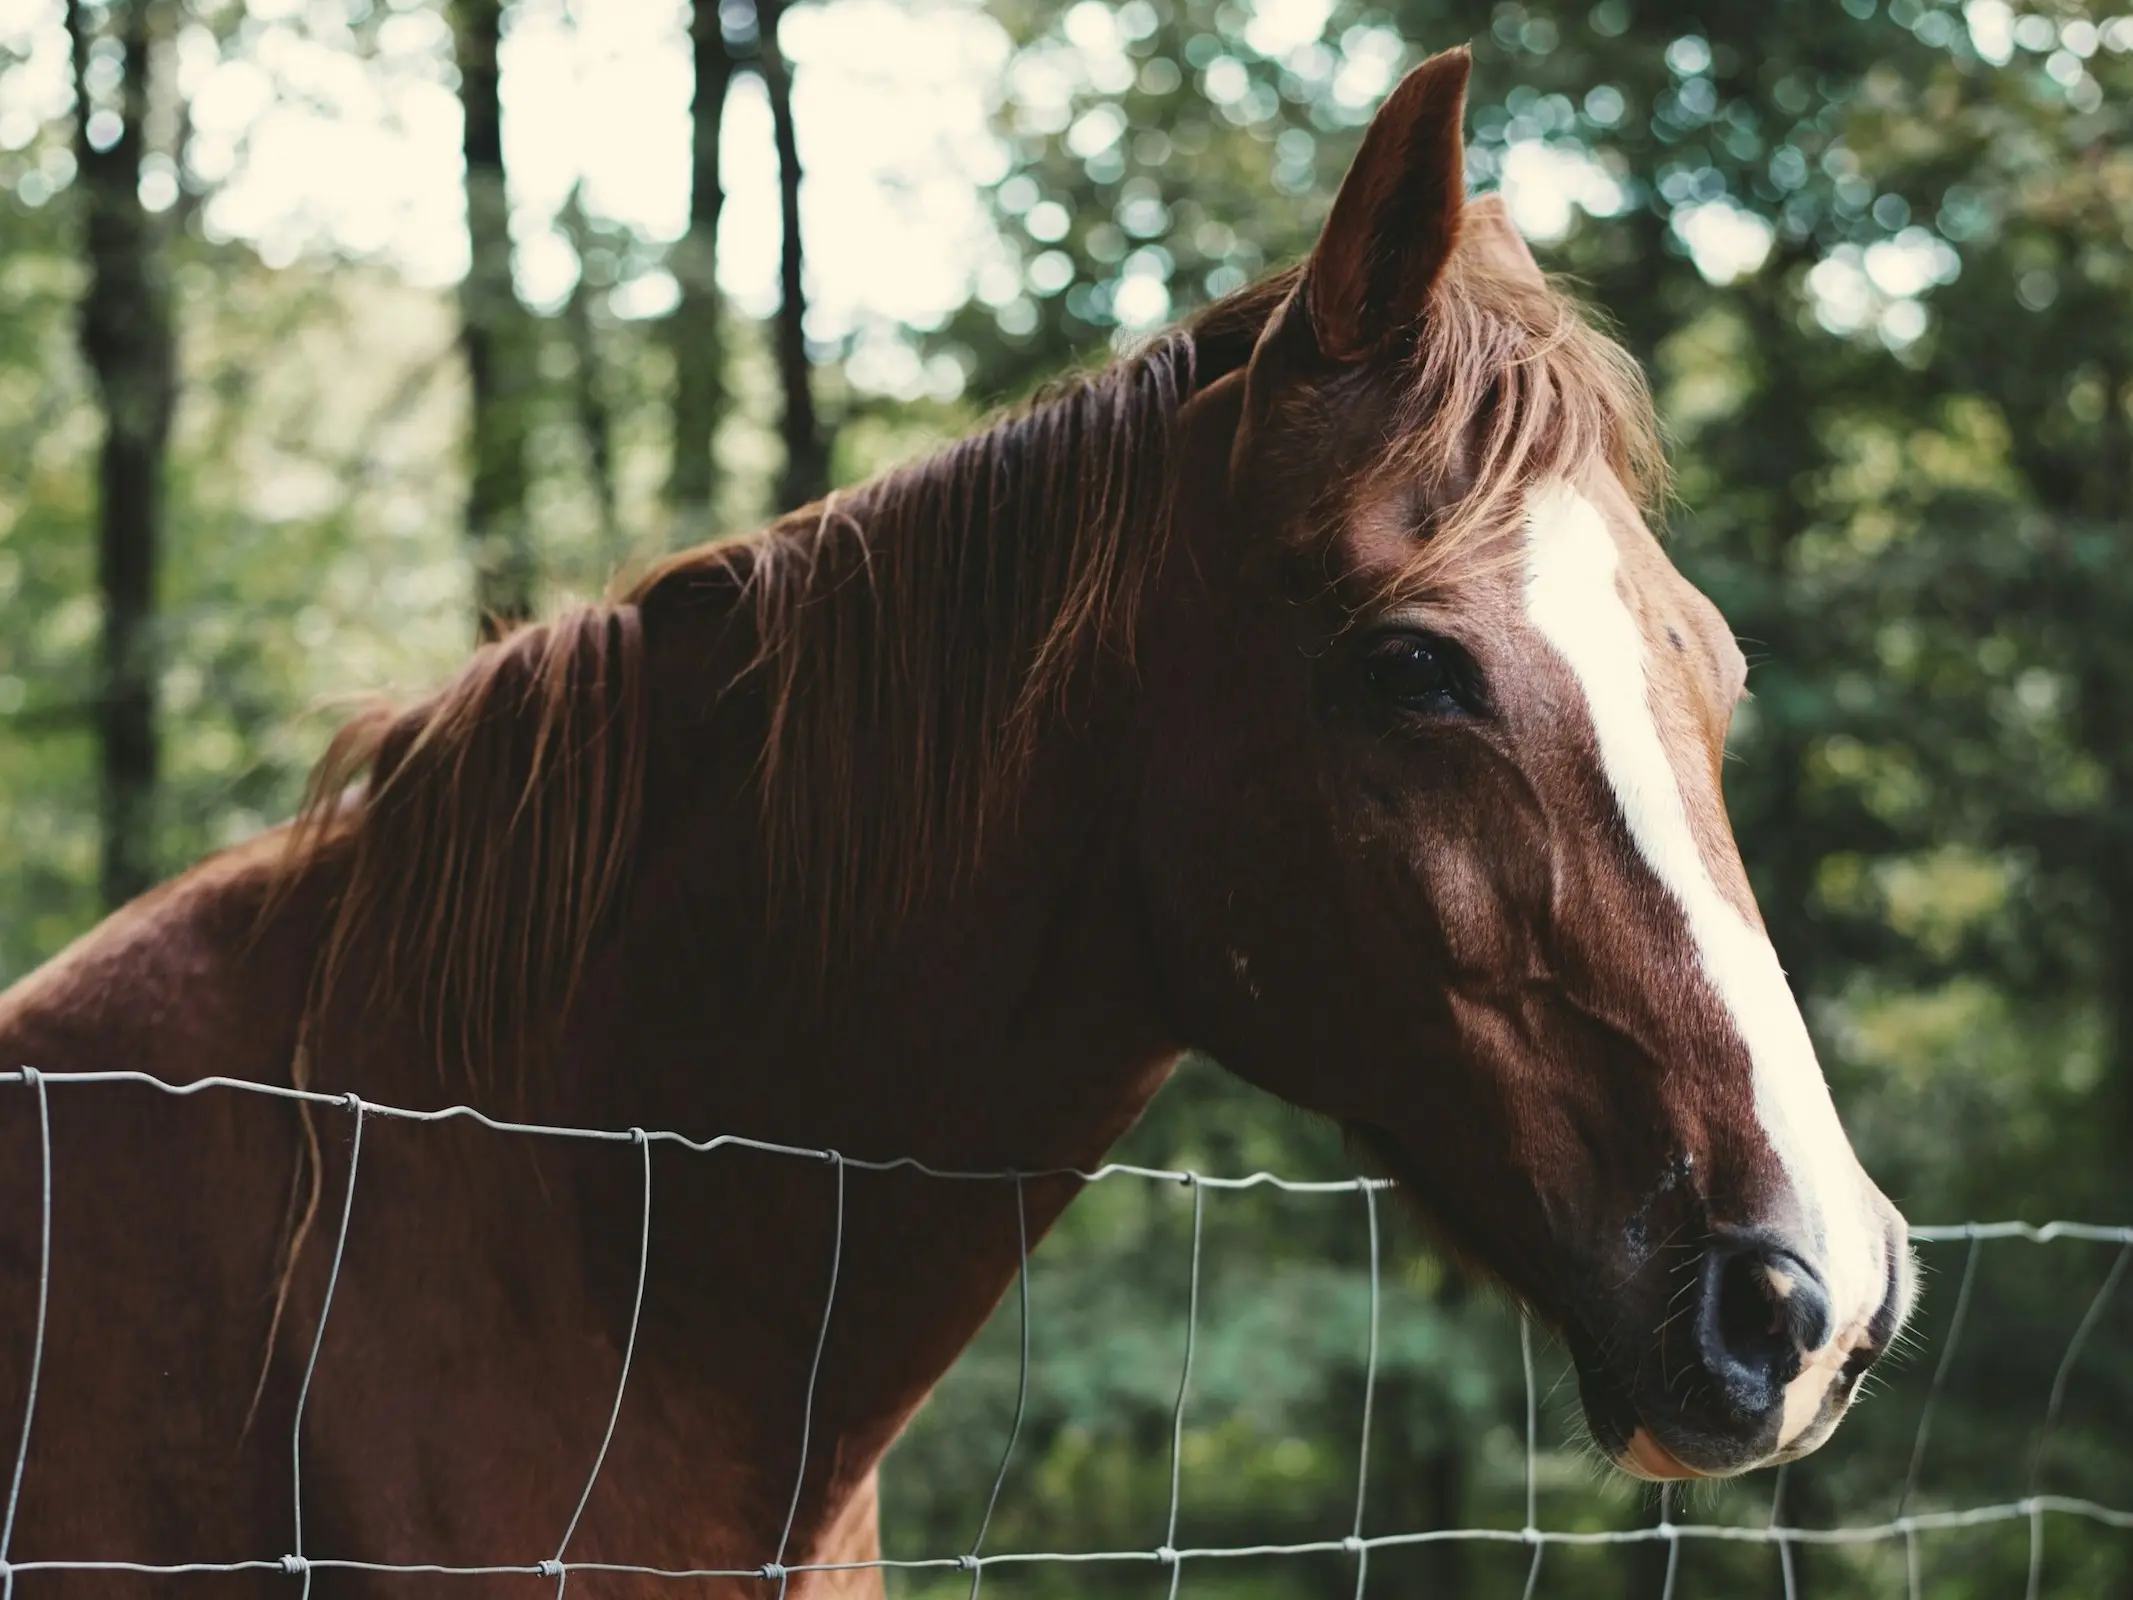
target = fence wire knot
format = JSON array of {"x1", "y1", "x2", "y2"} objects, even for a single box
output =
[
  {"x1": 279, "y1": 1554, "x2": 309, "y2": 1575},
  {"x1": 536, "y1": 1559, "x2": 564, "y2": 1578},
  {"x1": 1341, "y1": 1534, "x2": 1364, "y2": 1556},
  {"x1": 955, "y1": 1553, "x2": 980, "y2": 1572},
  {"x1": 1155, "y1": 1544, "x2": 1179, "y2": 1565},
  {"x1": 13, "y1": 1067, "x2": 35, "y2": 1088},
  {"x1": 758, "y1": 1561, "x2": 787, "y2": 1582}
]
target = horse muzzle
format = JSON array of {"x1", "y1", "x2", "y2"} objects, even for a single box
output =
[{"x1": 1578, "y1": 1211, "x2": 1915, "y2": 1480}]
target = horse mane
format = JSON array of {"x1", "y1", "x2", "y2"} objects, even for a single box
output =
[
  {"x1": 278, "y1": 242, "x2": 1661, "y2": 1077},
  {"x1": 625, "y1": 271, "x2": 1300, "y2": 966},
  {"x1": 283, "y1": 606, "x2": 647, "y2": 1083}
]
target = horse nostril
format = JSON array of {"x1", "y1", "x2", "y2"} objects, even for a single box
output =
[{"x1": 1696, "y1": 1240, "x2": 1831, "y2": 1417}]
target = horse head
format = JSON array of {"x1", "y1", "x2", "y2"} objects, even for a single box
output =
[{"x1": 1139, "y1": 47, "x2": 1912, "y2": 1480}]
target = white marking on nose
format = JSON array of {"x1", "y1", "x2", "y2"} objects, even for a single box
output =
[
  {"x1": 1519, "y1": 482, "x2": 1881, "y2": 1355},
  {"x1": 1775, "y1": 1320, "x2": 1869, "y2": 1451}
]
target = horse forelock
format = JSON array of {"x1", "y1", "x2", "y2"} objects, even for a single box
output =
[{"x1": 1355, "y1": 246, "x2": 1669, "y2": 598}]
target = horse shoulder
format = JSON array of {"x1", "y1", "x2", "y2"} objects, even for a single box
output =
[{"x1": 0, "y1": 833, "x2": 339, "y2": 1561}]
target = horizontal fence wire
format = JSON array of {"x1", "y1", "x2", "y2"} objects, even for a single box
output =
[
  {"x1": 0, "y1": 1069, "x2": 1384, "y2": 1192},
  {"x1": 0, "y1": 1064, "x2": 2127, "y2": 1590}
]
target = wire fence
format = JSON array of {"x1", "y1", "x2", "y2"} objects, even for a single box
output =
[{"x1": 0, "y1": 1064, "x2": 2127, "y2": 1596}]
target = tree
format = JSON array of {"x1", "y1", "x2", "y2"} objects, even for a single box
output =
[
  {"x1": 451, "y1": 0, "x2": 537, "y2": 635},
  {"x1": 68, "y1": 0, "x2": 176, "y2": 909},
  {"x1": 756, "y1": 0, "x2": 825, "y2": 511},
  {"x1": 557, "y1": 182, "x2": 619, "y2": 565},
  {"x1": 666, "y1": 0, "x2": 738, "y2": 544}
]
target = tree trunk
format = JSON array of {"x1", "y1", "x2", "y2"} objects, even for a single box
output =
[
  {"x1": 556, "y1": 184, "x2": 618, "y2": 573},
  {"x1": 755, "y1": 0, "x2": 827, "y2": 512},
  {"x1": 665, "y1": 0, "x2": 736, "y2": 545},
  {"x1": 70, "y1": 0, "x2": 175, "y2": 910},
  {"x1": 452, "y1": 0, "x2": 537, "y2": 637}
]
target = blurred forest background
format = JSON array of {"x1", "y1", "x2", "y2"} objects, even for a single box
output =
[{"x1": 3, "y1": 0, "x2": 2132, "y2": 1592}]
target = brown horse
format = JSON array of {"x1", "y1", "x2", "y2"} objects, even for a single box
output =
[{"x1": 0, "y1": 47, "x2": 1910, "y2": 1595}]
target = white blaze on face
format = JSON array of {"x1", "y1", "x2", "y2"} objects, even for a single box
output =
[{"x1": 1520, "y1": 481, "x2": 1884, "y2": 1440}]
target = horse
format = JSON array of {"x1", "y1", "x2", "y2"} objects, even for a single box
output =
[{"x1": 0, "y1": 46, "x2": 1911, "y2": 1595}]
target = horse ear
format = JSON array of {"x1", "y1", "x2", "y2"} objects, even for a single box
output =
[
  {"x1": 1304, "y1": 47, "x2": 1472, "y2": 362},
  {"x1": 1462, "y1": 194, "x2": 1547, "y2": 292}
]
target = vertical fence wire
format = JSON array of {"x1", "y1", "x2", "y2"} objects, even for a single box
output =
[
  {"x1": 549, "y1": 1128, "x2": 652, "y2": 1595},
  {"x1": 1348, "y1": 1183, "x2": 1380, "y2": 1600},
  {"x1": 1161, "y1": 1178, "x2": 1204, "y2": 1600},
  {"x1": 2024, "y1": 1238, "x2": 2131, "y2": 1600},
  {"x1": 288, "y1": 1095, "x2": 365, "y2": 1597},
  {"x1": 1901, "y1": 1231, "x2": 1982, "y2": 1516},
  {"x1": 963, "y1": 1175, "x2": 1031, "y2": 1600},
  {"x1": 1655, "y1": 1484, "x2": 1678, "y2": 1600},
  {"x1": 0, "y1": 1070, "x2": 51, "y2": 1600},
  {"x1": 1769, "y1": 1461, "x2": 1796, "y2": 1600},
  {"x1": 770, "y1": 1152, "x2": 845, "y2": 1599},
  {"x1": 1900, "y1": 1228, "x2": 1981, "y2": 1600},
  {"x1": 1518, "y1": 1315, "x2": 1542, "y2": 1600}
]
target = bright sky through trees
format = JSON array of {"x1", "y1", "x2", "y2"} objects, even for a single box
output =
[
  {"x1": 0, "y1": 0, "x2": 1013, "y2": 333},
  {"x1": 0, "y1": 0, "x2": 1815, "y2": 355}
]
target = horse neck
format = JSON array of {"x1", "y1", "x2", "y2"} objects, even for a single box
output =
[
  {"x1": 595, "y1": 375, "x2": 1211, "y2": 1167},
  {"x1": 543, "y1": 434, "x2": 1195, "y2": 1551}
]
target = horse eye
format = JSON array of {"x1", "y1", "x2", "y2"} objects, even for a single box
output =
[{"x1": 1363, "y1": 630, "x2": 1470, "y2": 714}]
